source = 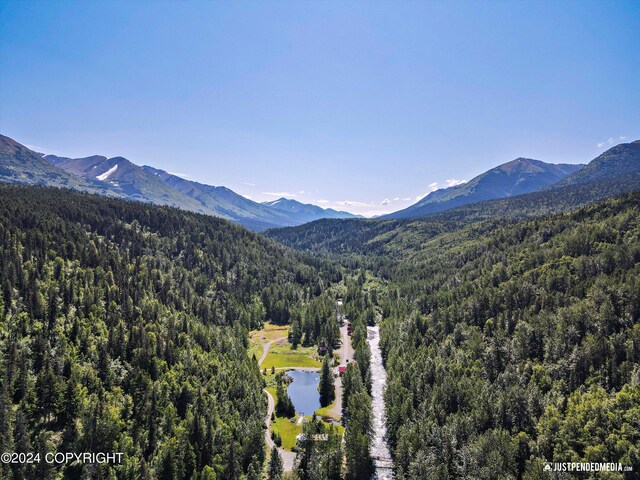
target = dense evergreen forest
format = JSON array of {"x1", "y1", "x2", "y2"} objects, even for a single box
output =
[
  {"x1": 1, "y1": 182, "x2": 639, "y2": 479},
  {"x1": 271, "y1": 191, "x2": 640, "y2": 479},
  {"x1": 377, "y1": 192, "x2": 640, "y2": 478},
  {"x1": 0, "y1": 185, "x2": 340, "y2": 479}
]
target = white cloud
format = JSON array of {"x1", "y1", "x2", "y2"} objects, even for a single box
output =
[
  {"x1": 243, "y1": 194, "x2": 253, "y2": 199},
  {"x1": 413, "y1": 179, "x2": 464, "y2": 203},
  {"x1": 445, "y1": 178, "x2": 466, "y2": 187},
  {"x1": 414, "y1": 182, "x2": 440, "y2": 201},
  {"x1": 299, "y1": 190, "x2": 305, "y2": 194},
  {"x1": 262, "y1": 191, "x2": 297, "y2": 198},
  {"x1": 314, "y1": 199, "x2": 330, "y2": 204},
  {"x1": 381, "y1": 198, "x2": 391, "y2": 206},
  {"x1": 243, "y1": 182, "x2": 256, "y2": 186},
  {"x1": 402, "y1": 197, "x2": 411, "y2": 201},
  {"x1": 597, "y1": 136, "x2": 627, "y2": 148},
  {"x1": 341, "y1": 200, "x2": 373, "y2": 207},
  {"x1": 393, "y1": 197, "x2": 400, "y2": 201}
]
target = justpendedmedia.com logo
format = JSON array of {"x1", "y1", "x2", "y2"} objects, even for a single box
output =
[{"x1": 544, "y1": 462, "x2": 633, "y2": 473}]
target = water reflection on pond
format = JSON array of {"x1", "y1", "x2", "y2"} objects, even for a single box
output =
[{"x1": 287, "y1": 370, "x2": 321, "y2": 416}]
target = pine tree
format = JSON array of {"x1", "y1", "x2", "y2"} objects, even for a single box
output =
[
  {"x1": 318, "y1": 355, "x2": 335, "y2": 407},
  {"x1": 344, "y1": 390, "x2": 372, "y2": 480},
  {"x1": 289, "y1": 315, "x2": 302, "y2": 347},
  {"x1": 276, "y1": 377, "x2": 295, "y2": 417},
  {"x1": 341, "y1": 363, "x2": 363, "y2": 422},
  {"x1": 268, "y1": 448, "x2": 284, "y2": 480}
]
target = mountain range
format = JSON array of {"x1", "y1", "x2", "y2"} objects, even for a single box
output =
[
  {"x1": 385, "y1": 157, "x2": 584, "y2": 219},
  {"x1": 263, "y1": 197, "x2": 360, "y2": 223},
  {"x1": 266, "y1": 140, "x2": 640, "y2": 254},
  {"x1": 387, "y1": 141, "x2": 640, "y2": 220},
  {"x1": 1, "y1": 133, "x2": 639, "y2": 230},
  {"x1": 0, "y1": 134, "x2": 358, "y2": 230}
]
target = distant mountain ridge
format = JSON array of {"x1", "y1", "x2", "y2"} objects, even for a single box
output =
[
  {"x1": 266, "y1": 140, "x2": 640, "y2": 255},
  {"x1": 141, "y1": 166, "x2": 298, "y2": 231},
  {"x1": 262, "y1": 197, "x2": 360, "y2": 224},
  {"x1": 3, "y1": 133, "x2": 639, "y2": 230},
  {"x1": 45, "y1": 153, "x2": 212, "y2": 213},
  {"x1": 386, "y1": 157, "x2": 584, "y2": 219},
  {"x1": 0, "y1": 134, "x2": 356, "y2": 231},
  {"x1": 554, "y1": 140, "x2": 640, "y2": 187},
  {"x1": 45, "y1": 152, "x2": 302, "y2": 229},
  {"x1": 0, "y1": 135, "x2": 120, "y2": 197}
]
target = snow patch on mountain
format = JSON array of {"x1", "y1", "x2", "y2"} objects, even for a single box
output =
[{"x1": 97, "y1": 164, "x2": 118, "y2": 181}]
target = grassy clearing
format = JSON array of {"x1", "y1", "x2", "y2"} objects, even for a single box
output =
[
  {"x1": 272, "y1": 415, "x2": 344, "y2": 451},
  {"x1": 260, "y1": 370, "x2": 280, "y2": 404},
  {"x1": 272, "y1": 416, "x2": 303, "y2": 450},
  {"x1": 262, "y1": 351, "x2": 321, "y2": 369},
  {"x1": 249, "y1": 343, "x2": 263, "y2": 361},
  {"x1": 261, "y1": 342, "x2": 321, "y2": 370},
  {"x1": 255, "y1": 324, "x2": 341, "y2": 453},
  {"x1": 249, "y1": 323, "x2": 289, "y2": 360},
  {"x1": 251, "y1": 323, "x2": 289, "y2": 342},
  {"x1": 250, "y1": 323, "x2": 321, "y2": 369}
]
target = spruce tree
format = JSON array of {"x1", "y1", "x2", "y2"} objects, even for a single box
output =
[
  {"x1": 276, "y1": 377, "x2": 295, "y2": 417},
  {"x1": 318, "y1": 355, "x2": 335, "y2": 407},
  {"x1": 268, "y1": 448, "x2": 284, "y2": 480}
]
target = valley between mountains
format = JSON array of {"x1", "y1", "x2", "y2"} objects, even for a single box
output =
[{"x1": 0, "y1": 136, "x2": 639, "y2": 479}]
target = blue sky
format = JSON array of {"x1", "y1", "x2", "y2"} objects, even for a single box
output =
[{"x1": 1, "y1": 0, "x2": 639, "y2": 216}]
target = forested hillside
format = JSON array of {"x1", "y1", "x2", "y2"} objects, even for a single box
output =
[
  {"x1": 377, "y1": 193, "x2": 640, "y2": 478},
  {"x1": 267, "y1": 190, "x2": 640, "y2": 478},
  {"x1": 266, "y1": 172, "x2": 640, "y2": 261},
  {"x1": 0, "y1": 185, "x2": 338, "y2": 479}
]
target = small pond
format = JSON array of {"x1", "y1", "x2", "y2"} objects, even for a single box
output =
[{"x1": 287, "y1": 370, "x2": 321, "y2": 416}]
